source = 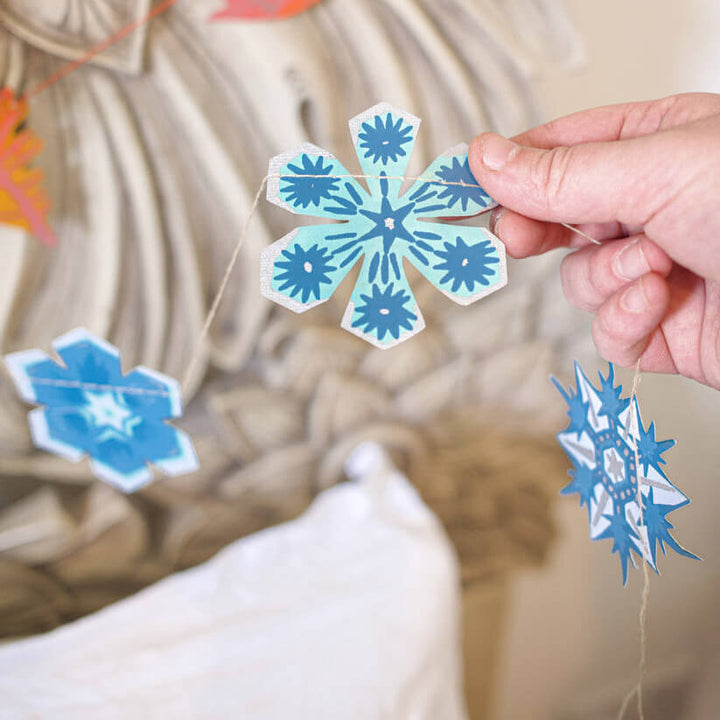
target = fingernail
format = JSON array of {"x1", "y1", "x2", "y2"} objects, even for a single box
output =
[
  {"x1": 614, "y1": 238, "x2": 650, "y2": 281},
  {"x1": 490, "y1": 207, "x2": 505, "y2": 234},
  {"x1": 481, "y1": 134, "x2": 518, "y2": 171},
  {"x1": 620, "y1": 279, "x2": 649, "y2": 313}
]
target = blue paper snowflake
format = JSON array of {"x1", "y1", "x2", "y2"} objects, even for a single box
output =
[
  {"x1": 262, "y1": 103, "x2": 506, "y2": 348},
  {"x1": 552, "y1": 363, "x2": 696, "y2": 583},
  {"x1": 4, "y1": 328, "x2": 199, "y2": 493}
]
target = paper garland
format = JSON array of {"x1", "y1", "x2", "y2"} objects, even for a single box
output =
[
  {"x1": 210, "y1": 0, "x2": 324, "y2": 21},
  {"x1": 0, "y1": 87, "x2": 55, "y2": 245},
  {"x1": 553, "y1": 363, "x2": 696, "y2": 583},
  {"x1": 4, "y1": 328, "x2": 198, "y2": 493},
  {"x1": 261, "y1": 102, "x2": 506, "y2": 349}
]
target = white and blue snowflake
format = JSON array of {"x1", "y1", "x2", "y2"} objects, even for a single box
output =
[
  {"x1": 262, "y1": 102, "x2": 507, "y2": 349},
  {"x1": 4, "y1": 328, "x2": 199, "y2": 493},
  {"x1": 552, "y1": 363, "x2": 696, "y2": 583}
]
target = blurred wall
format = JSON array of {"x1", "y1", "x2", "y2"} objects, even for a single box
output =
[{"x1": 494, "y1": 2, "x2": 720, "y2": 719}]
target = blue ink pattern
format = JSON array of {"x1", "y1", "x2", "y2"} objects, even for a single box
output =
[
  {"x1": 358, "y1": 112, "x2": 414, "y2": 166},
  {"x1": 351, "y1": 283, "x2": 418, "y2": 341},
  {"x1": 4, "y1": 328, "x2": 199, "y2": 493},
  {"x1": 433, "y1": 236, "x2": 499, "y2": 293},
  {"x1": 281, "y1": 154, "x2": 340, "y2": 209},
  {"x1": 263, "y1": 103, "x2": 506, "y2": 348},
  {"x1": 274, "y1": 243, "x2": 337, "y2": 303},
  {"x1": 552, "y1": 362, "x2": 696, "y2": 584}
]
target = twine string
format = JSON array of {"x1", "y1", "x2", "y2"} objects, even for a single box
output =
[
  {"x1": 617, "y1": 358, "x2": 650, "y2": 720},
  {"x1": 15, "y1": 171, "x2": 601, "y2": 398},
  {"x1": 24, "y1": 0, "x2": 182, "y2": 100}
]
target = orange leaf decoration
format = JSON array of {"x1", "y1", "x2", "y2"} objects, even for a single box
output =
[
  {"x1": 210, "y1": 0, "x2": 323, "y2": 21},
  {"x1": 0, "y1": 87, "x2": 55, "y2": 245}
]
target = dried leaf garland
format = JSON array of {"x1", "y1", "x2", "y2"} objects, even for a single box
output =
[
  {"x1": 0, "y1": 87, "x2": 55, "y2": 245},
  {"x1": 210, "y1": 0, "x2": 324, "y2": 21}
]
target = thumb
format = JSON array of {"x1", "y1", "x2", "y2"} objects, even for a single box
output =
[{"x1": 468, "y1": 132, "x2": 668, "y2": 226}]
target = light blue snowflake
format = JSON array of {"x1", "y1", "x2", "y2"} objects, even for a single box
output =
[
  {"x1": 262, "y1": 103, "x2": 506, "y2": 348},
  {"x1": 4, "y1": 328, "x2": 199, "y2": 493},
  {"x1": 552, "y1": 362, "x2": 697, "y2": 584}
]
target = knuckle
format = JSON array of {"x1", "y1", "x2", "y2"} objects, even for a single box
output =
[{"x1": 531, "y1": 145, "x2": 574, "y2": 214}]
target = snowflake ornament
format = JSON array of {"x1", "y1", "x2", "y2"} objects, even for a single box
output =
[
  {"x1": 5, "y1": 328, "x2": 199, "y2": 493},
  {"x1": 261, "y1": 103, "x2": 507, "y2": 349},
  {"x1": 553, "y1": 363, "x2": 696, "y2": 583}
]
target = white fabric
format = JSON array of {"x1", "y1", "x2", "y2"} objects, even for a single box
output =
[{"x1": 0, "y1": 443, "x2": 467, "y2": 720}]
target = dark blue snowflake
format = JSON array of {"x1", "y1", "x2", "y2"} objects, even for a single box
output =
[
  {"x1": 4, "y1": 328, "x2": 198, "y2": 493},
  {"x1": 358, "y1": 113, "x2": 413, "y2": 166},
  {"x1": 275, "y1": 243, "x2": 337, "y2": 303},
  {"x1": 432, "y1": 156, "x2": 492, "y2": 212},
  {"x1": 553, "y1": 362, "x2": 693, "y2": 584},
  {"x1": 351, "y1": 283, "x2": 417, "y2": 342},
  {"x1": 432, "y1": 236, "x2": 499, "y2": 293},
  {"x1": 281, "y1": 154, "x2": 340, "y2": 209}
]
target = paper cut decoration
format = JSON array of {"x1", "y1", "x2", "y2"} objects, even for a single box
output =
[
  {"x1": 553, "y1": 363, "x2": 696, "y2": 583},
  {"x1": 261, "y1": 103, "x2": 506, "y2": 349},
  {"x1": 5, "y1": 328, "x2": 198, "y2": 493},
  {"x1": 210, "y1": 0, "x2": 323, "y2": 21},
  {"x1": 0, "y1": 87, "x2": 55, "y2": 245}
]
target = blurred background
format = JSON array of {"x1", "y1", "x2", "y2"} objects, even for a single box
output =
[{"x1": 0, "y1": 1, "x2": 718, "y2": 719}]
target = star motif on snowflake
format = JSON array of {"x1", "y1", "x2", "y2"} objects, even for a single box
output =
[
  {"x1": 4, "y1": 328, "x2": 199, "y2": 493},
  {"x1": 262, "y1": 103, "x2": 507, "y2": 348},
  {"x1": 552, "y1": 362, "x2": 697, "y2": 584}
]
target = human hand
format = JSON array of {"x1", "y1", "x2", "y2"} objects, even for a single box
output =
[{"x1": 468, "y1": 93, "x2": 720, "y2": 390}]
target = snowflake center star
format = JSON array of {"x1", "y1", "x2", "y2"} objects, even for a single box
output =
[
  {"x1": 379, "y1": 308, "x2": 390, "y2": 316},
  {"x1": 384, "y1": 218, "x2": 395, "y2": 230},
  {"x1": 83, "y1": 390, "x2": 140, "y2": 437},
  {"x1": 461, "y1": 258, "x2": 469, "y2": 267},
  {"x1": 303, "y1": 261, "x2": 313, "y2": 273}
]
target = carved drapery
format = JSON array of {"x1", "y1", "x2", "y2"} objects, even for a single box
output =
[{"x1": 0, "y1": 0, "x2": 582, "y2": 638}]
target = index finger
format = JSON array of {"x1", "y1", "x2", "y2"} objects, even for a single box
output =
[{"x1": 513, "y1": 93, "x2": 720, "y2": 149}]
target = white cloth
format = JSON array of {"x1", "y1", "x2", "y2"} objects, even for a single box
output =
[{"x1": 0, "y1": 444, "x2": 467, "y2": 720}]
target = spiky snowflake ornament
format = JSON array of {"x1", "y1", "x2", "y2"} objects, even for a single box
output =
[{"x1": 552, "y1": 363, "x2": 696, "y2": 583}]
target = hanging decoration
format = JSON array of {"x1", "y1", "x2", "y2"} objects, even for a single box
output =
[
  {"x1": 4, "y1": 328, "x2": 198, "y2": 493},
  {"x1": 261, "y1": 102, "x2": 506, "y2": 349},
  {"x1": 210, "y1": 0, "x2": 324, "y2": 21},
  {"x1": 552, "y1": 363, "x2": 697, "y2": 583},
  {"x1": 0, "y1": 87, "x2": 55, "y2": 245}
]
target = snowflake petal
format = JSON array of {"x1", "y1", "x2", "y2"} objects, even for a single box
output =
[
  {"x1": 406, "y1": 146, "x2": 497, "y2": 218},
  {"x1": 268, "y1": 143, "x2": 368, "y2": 218},
  {"x1": 349, "y1": 103, "x2": 419, "y2": 198},
  {"x1": 343, "y1": 260, "x2": 424, "y2": 348},
  {"x1": 409, "y1": 227, "x2": 506, "y2": 304},
  {"x1": 261, "y1": 226, "x2": 355, "y2": 312}
]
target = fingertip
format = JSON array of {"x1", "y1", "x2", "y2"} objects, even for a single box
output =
[
  {"x1": 492, "y1": 210, "x2": 569, "y2": 259},
  {"x1": 592, "y1": 273, "x2": 670, "y2": 366}
]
